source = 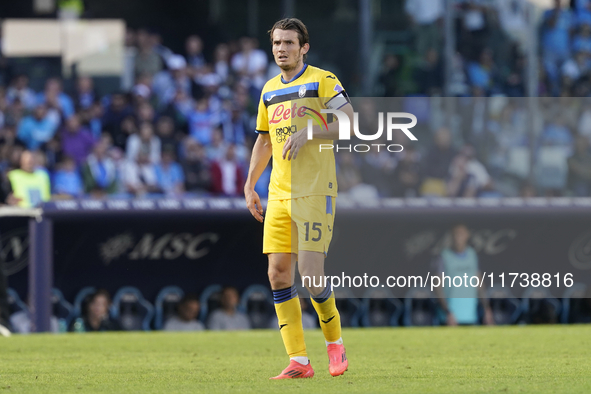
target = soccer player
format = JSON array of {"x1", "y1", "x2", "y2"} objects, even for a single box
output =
[{"x1": 244, "y1": 18, "x2": 354, "y2": 379}]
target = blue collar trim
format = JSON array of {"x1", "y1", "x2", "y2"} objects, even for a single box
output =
[{"x1": 281, "y1": 64, "x2": 308, "y2": 84}]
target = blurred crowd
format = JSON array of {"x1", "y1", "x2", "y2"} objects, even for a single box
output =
[
  {"x1": 2, "y1": 1, "x2": 591, "y2": 206},
  {"x1": 354, "y1": 0, "x2": 591, "y2": 199},
  {"x1": 0, "y1": 30, "x2": 276, "y2": 207}
]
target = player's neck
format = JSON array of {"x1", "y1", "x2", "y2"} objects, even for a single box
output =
[{"x1": 281, "y1": 61, "x2": 305, "y2": 83}]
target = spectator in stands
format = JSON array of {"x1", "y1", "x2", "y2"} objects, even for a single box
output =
[
  {"x1": 404, "y1": 0, "x2": 443, "y2": 55},
  {"x1": 211, "y1": 144, "x2": 245, "y2": 196},
  {"x1": 421, "y1": 127, "x2": 457, "y2": 197},
  {"x1": 6, "y1": 150, "x2": 51, "y2": 208},
  {"x1": 183, "y1": 140, "x2": 212, "y2": 194},
  {"x1": 207, "y1": 286, "x2": 251, "y2": 330},
  {"x1": 155, "y1": 116, "x2": 180, "y2": 155},
  {"x1": 152, "y1": 55, "x2": 192, "y2": 107},
  {"x1": 71, "y1": 289, "x2": 121, "y2": 332},
  {"x1": 53, "y1": 156, "x2": 84, "y2": 197},
  {"x1": 5, "y1": 74, "x2": 36, "y2": 109},
  {"x1": 61, "y1": 114, "x2": 95, "y2": 166},
  {"x1": 81, "y1": 100, "x2": 104, "y2": 140},
  {"x1": 542, "y1": 0, "x2": 574, "y2": 95},
  {"x1": 415, "y1": 48, "x2": 444, "y2": 95},
  {"x1": 122, "y1": 151, "x2": 162, "y2": 197},
  {"x1": 206, "y1": 127, "x2": 228, "y2": 162},
  {"x1": 434, "y1": 224, "x2": 494, "y2": 326},
  {"x1": 360, "y1": 148, "x2": 397, "y2": 197},
  {"x1": 134, "y1": 28, "x2": 163, "y2": 78},
  {"x1": 457, "y1": 1, "x2": 491, "y2": 61},
  {"x1": 155, "y1": 149, "x2": 185, "y2": 196},
  {"x1": 189, "y1": 98, "x2": 218, "y2": 146},
  {"x1": 10, "y1": 306, "x2": 60, "y2": 334},
  {"x1": 567, "y1": 135, "x2": 591, "y2": 196},
  {"x1": 82, "y1": 137, "x2": 118, "y2": 196},
  {"x1": 38, "y1": 78, "x2": 75, "y2": 120},
  {"x1": 185, "y1": 35, "x2": 205, "y2": 70},
  {"x1": 224, "y1": 105, "x2": 248, "y2": 146},
  {"x1": 214, "y1": 43, "x2": 231, "y2": 83},
  {"x1": 540, "y1": 115, "x2": 574, "y2": 146},
  {"x1": 496, "y1": 0, "x2": 528, "y2": 54},
  {"x1": 73, "y1": 76, "x2": 96, "y2": 110},
  {"x1": 378, "y1": 54, "x2": 402, "y2": 97},
  {"x1": 231, "y1": 37, "x2": 268, "y2": 92},
  {"x1": 467, "y1": 48, "x2": 496, "y2": 95},
  {"x1": 126, "y1": 122, "x2": 161, "y2": 164},
  {"x1": 17, "y1": 103, "x2": 60, "y2": 151},
  {"x1": 392, "y1": 146, "x2": 421, "y2": 197},
  {"x1": 102, "y1": 92, "x2": 133, "y2": 149},
  {"x1": 136, "y1": 102, "x2": 156, "y2": 124},
  {"x1": 163, "y1": 294, "x2": 204, "y2": 331},
  {"x1": 447, "y1": 145, "x2": 492, "y2": 198},
  {"x1": 336, "y1": 151, "x2": 362, "y2": 193}
]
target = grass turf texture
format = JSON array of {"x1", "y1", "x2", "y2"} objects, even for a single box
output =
[{"x1": 1, "y1": 326, "x2": 589, "y2": 393}]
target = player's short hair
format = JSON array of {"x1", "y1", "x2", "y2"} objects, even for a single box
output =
[{"x1": 269, "y1": 18, "x2": 309, "y2": 60}]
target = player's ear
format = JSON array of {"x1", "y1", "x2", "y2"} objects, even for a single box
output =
[{"x1": 301, "y1": 43, "x2": 310, "y2": 55}]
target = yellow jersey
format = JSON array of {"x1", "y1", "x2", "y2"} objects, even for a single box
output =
[{"x1": 256, "y1": 64, "x2": 350, "y2": 201}]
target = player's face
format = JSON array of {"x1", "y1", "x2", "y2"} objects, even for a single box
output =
[
  {"x1": 272, "y1": 29, "x2": 309, "y2": 70},
  {"x1": 452, "y1": 226, "x2": 470, "y2": 251}
]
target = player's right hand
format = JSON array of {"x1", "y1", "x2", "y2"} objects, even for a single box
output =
[{"x1": 245, "y1": 188, "x2": 264, "y2": 223}]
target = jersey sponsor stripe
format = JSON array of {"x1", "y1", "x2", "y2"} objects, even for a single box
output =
[
  {"x1": 264, "y1": 90, "x2": 319, "y2": 108},
  {"x1": 262, "y1": 82, "x2": 319, "y2": 102}
]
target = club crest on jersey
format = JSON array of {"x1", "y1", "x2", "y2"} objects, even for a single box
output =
[{"x1": 298, "y1": 85, "x2": 307, "y2": 98}]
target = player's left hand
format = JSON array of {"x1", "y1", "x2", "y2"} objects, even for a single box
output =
[{"x1": 282, "y1": 127, "x2": 309, "y2": 161}]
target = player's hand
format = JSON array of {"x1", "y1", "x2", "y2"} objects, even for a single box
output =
[
  {"x1": 282, "y1": 127, "x2": 308, "y2": 161},
  {"x1": 245, "y1": 188, "x2": 264, "y2": 223},
  {"x1": 6, "y1": 193, "x2": 22, "y2": 206},
  {"x1": 446, "y1": 312, "x2": 458, "y2": 326},
  {"x1": 483, "y1": 308, "x2": 495, "y2": 326}
]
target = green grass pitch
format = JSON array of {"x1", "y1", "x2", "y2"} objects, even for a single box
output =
[{"x1": 1, "y1": 326, "x2": 590, "y2": 393}]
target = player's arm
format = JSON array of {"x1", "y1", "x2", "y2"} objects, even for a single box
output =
[
  {"x1": 282, "y1": 75, "x2": 354, "y2": 160},
  {"x1": 244, "y1": 133, "x2": 273, "y2": 223},
  {"x1": 306, "y1": 102, "x2": 355, "y2": 140}
]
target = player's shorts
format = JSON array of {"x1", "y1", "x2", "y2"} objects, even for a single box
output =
[{"x1": 263, "y1": 195, "x2": 336, "y2": 255}]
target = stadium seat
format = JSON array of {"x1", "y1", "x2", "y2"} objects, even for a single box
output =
[
  {"x1": 403, "y1": 288, "x2": 439, "y2": 327},
  {"x1": 487, "y1": 287, "x2": 521, "y2": 325},
  {"x1": 361, "y1": 289, "x2": 403, "y2": 327},
  {"x1": 52, "y1": 288, "x2": 73, "y2": 326},
  {"x1": 154, "y1": 286, "x2": 185, "y2": 330},
  {"x1": 561, "y1": 283, "x2": 590, "y2": 324},
  {"x1": 239, "y1": 284, "x2": 274, "y2": 329},
  {"x1": 334, "y1": 288, "x2": 362, "y2": 328},
  {"x1": 521, "y1": 287, "x2": 561, "y2": 324},
  {"x1": 199, "y1": 284, "x2": 222, "y2": 323},
  {"x1": 71, "y1": 286, "x2": 97, "y2": 322},
  {"x1": 111, "y1": 287, "x2": 155, "y2": 331},
  {"x1": 7, "y1": 288, "x2": 28, "y2": 315}
]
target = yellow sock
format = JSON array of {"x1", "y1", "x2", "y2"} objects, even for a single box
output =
[
  {"x1": 311, "y1": 289, "x2": 342, "y2": 343},
  {"x1": 273, "y1": 286, "x2": 307, "y2": 358}
]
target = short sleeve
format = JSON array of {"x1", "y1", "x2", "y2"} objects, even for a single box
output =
[
  {"x1": 319, "y1": 72, "x2": 351, "y2": 110},
  {"x1": 255, "y1": 93, "x2": 269, "y2": 134}
]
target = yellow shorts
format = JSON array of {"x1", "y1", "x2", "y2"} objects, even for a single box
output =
[{"x1": 263, "y1": 195, "x2": 336, "y2": 255}]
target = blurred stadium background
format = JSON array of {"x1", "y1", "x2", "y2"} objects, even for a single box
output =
[{"x1": 0, "y1": 0, "x2": 591, "y2": 338}]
